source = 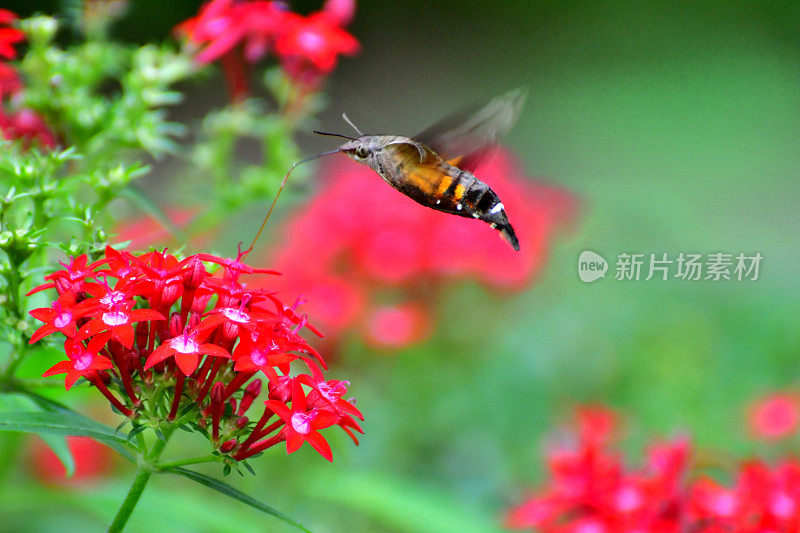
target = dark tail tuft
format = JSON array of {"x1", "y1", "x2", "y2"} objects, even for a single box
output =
[{"x1": 500, "y1": 223, "x2": 520, "y2": 251}]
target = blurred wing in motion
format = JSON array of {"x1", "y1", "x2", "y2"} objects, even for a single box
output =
[{"x1": 415, "y1": 88, "x2": 527, "y2": 172}]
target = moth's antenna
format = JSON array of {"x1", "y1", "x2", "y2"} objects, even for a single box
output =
[
  {"x1": 313, "y1": 130, "x2": 356, "y2": 141},
  {"x1": 243, "y1": 150, "x2": 340, "y2": 256},
  {"x1": 342, "y1": 113, "x2": 363, "y2": 136}
]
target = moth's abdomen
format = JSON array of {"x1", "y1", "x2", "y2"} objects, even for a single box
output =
[
  {"x1": 431, "y1": 165, "x2": 520, "y2": 251},
  {"x1": 376, "y1": 146, "x2": 521, "y2": 251}
]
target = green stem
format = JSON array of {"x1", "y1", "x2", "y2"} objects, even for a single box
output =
[
  {"x1": 156, "y1": 454, "x2": 221, "y2": 471},
  {"x1": 108, "y1": 427, "x2": 173, "y2": 532}
]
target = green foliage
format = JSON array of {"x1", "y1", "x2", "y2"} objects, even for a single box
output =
[{"x1": 18, "y1": 16, "x2": 194, "y2": 166}]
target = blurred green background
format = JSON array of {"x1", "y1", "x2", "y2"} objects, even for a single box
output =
[{"x1": 3, "y1": 1, "x2": 800, "y2": 531}]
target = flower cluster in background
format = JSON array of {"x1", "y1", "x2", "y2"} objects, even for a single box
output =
[
  {"x1": 29, "y1": 246, "x2": 362, "y2": 463},
  {"x1": 0, "y1": 9, "x2": 56, "y2": 148},
  {"x1": 176, "y1": 0, "x2": 358, "y2": 99},
  {"x1": 262, "y1": 149, "x2": 576, "y2": 349},
  {"x1": 506, "y1": 406, "x2": 800, "y2": 532}
]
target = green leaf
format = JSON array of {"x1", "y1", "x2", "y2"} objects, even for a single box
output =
[
  {"x1": 163, "y1": 466, "x2": 310, "y2": 532},
  {"x1": 0, "y1": 392, "x2": 75, "y2": 476},
  {"x1": 15, "y1": 389, "x2": 74, "y2": 414},
  {"x1": 126, "y1": 423, "x2": 148, "y2": 442},
  {"x1": 0, "y1": 411, "x2": 137, "y2": 462},
  {"x1": 39, "y1": 432, "x2": 76, "y2": 477}
]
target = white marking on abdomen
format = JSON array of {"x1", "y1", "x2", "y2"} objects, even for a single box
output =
[
  {"x1": 456, "y1": 204, "x2": 462, "y2": 211},
  {"x1": 489, "y1": 202, "x2": 504, "y2": 214}
]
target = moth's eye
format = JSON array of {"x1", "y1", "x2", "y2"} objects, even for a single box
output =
[{"x1": 354, "y1": 147, "x2": 369, "y2": 159}]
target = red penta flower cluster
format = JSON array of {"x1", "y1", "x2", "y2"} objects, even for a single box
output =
[
  {"x1": 28, "y1": 246, "x2": 362, "y2": 462},
  {"x1": 505, "y1": 407, "x2": 800, "y2": 532},
  {"x1": 0, "y1": 9, "x2": 24, "y2": 62},
  {"x1": 0, "y1": 9, "x2": 58, "y2": 148},
  {"x1": 262, "y1": 149, "x2": 575, "y2": 348},
  {"x1": 176, "y1": 0, "x2": 358, "y2": 96}
]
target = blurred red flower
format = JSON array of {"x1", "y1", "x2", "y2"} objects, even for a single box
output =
[
  {"x1": 262, "y1": 149, "x2": 575, "y2": 347},
  {"x1": 747, "y1": 392, "x2": 800, "y2": 441},
  {"x1": 0, "y1": 62, "x2": 21, "y2": 98},
  {"x1": 506, "y1": 406, "x2": 800, "y2": 532},
  {"x1": 0, "y1": 9, "x2": 24, "y2": 60},
  {"x1": 364, "y1": 302, "x2": 430, "y2": 349},
  {"x1": 0, "y1": 104, "x2": 58, "y2": 149},
  {"x1": 176, "y1": 0, "x2": 358, "y2": 97},
  {"x1": 275, "y1": 10, "x2": 359, "y2": 85},
  {"x1": 176, "y1": 0, "x2": 287, "y2": 65},
  {"x1": 29, "y1": 436, "x2": 114, "y2": 486},
  {"x1": 111, "y1": 206, "x2": 210, "y2": 251},
  {"x1": 0, "y1": 10, "x2": 57, "y2": 148}
]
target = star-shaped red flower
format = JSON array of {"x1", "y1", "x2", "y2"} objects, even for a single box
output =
[
  {"x1": 144, "y1": 327, "x2": 230, "y2": 376},
  {"x1": 264, "y1": 378, "x2": 339, "y2": 461},
  {"x1": 43, "y1": 334, "x2": 113, "y2": 390}
]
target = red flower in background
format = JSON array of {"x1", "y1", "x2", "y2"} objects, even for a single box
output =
[
  {"x1": 506, "y1": 406, "x2": 800, "y2": 532},
  {"x1": 747, "y1": 392, "x2": 800, "y2": 441},
  {"x1": 0, "y1": 9, "x2": 24, "y2": 60},
  {"x1": 176, "y1": 0, "x2": 358, "y2": 98},
  {"x1": 0, "y1": 10, "x2": 59, "y2": 149},
  {"x1": 29, "y1": 436, "x2": 114, "y2": 486},
  {"x1": 260, "y1": 149, "x2": 575, "y2": 348},
  {"x1": 275, "y1": 10, "x2": 359, "y2": 85},
  {"x1": 0, "y1": 62, "x2": 21, "y2": 97},
  {"x1": 176, "y1": 0, "x2": 288, "y2": 65},
  {"x1": 112, "y1": 207, "x2": 211, "y2": 251},
  {"x1": 0, "y1": 108, "x2": 59, "y2": 148},
  {"x1": 364, "y1": 302, "x2": 429, "y2": 349}
]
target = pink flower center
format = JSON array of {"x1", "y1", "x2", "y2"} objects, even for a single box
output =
[
  {"x1": 205, "y1": 16, "x2": 230, "y2": 37},
  {"x1": 771, "y1": 492, "x2": 795, "y2": 518},
  {"x1": 222, "y1": 307, "x2": 249, "y2": 323},
  {"x1": 318, "y1": 381, "x2": 347, "y2": 403},
  {"x1": 250, "y1": 349, "x2": 267, "y2": 367},
  {"x1": 291, "y1": 411, "x2": 314, "y2": 435},
  {"x1": 709, "y1": 492, "x2": 737, "y2": 517},
  {"x1": 100, "y1": 291, "x2": 125, "y2": 308},
  {"x1": 102, "y1": 311, "x2": 129, "y2": 326},
  {"x1": 614, "y1": 485, "x2": 643, "y2": 512},
  {"x1": 296, "y1": 28, "x2": 324, "y2": 53},
  {"x1": 573, "y1": 519, "x2": 606, "y2": 533},
  {"x1": 73, "y1": 352, "x2": 92, "y2": 371},
  {"x1": 54, "y1": 311, "x2": 72, "y2": 329},
  {"x1": 172, "y1": 334, "x2": 200, "y2": 354}
]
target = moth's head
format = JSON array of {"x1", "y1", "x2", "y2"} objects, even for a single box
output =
[
  {"x1": 337, "y1": 136, "x2": 385, "y2": 162},
  {"x1": 314, "y1": 113, "x2": 385, "y2": 164}
]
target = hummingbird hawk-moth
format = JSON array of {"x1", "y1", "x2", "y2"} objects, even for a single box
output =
[{"x1": 245, "y1": 89, "x2": 526, "y2": 255}]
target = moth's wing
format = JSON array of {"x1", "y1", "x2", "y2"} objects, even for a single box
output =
[{"x1": 414, "y1": 88, "x2": 526, "y2": 172}]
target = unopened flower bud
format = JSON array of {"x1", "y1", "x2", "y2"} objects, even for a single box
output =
[
  {"x1": 184, "y1": 257, "x2": 206, "y2": 290},
  {"x1": 134, "y1": 321, "x2": 149, "y2": 348},
  {"x1": 238, "y1": 379, "x2": 262, "y2": 415},
  {"x1": 220, "y1": 439, "x2": 237, "y2": 453},
  {"x1": 211, "y1": 381, "x2": 225, "y2": 404},
  {"x1": 168, "y1": 313, "x2": 183, "y2": 338},
  {"x1": 162, "y1": 282, "x2": 181, "y2": 307}
]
